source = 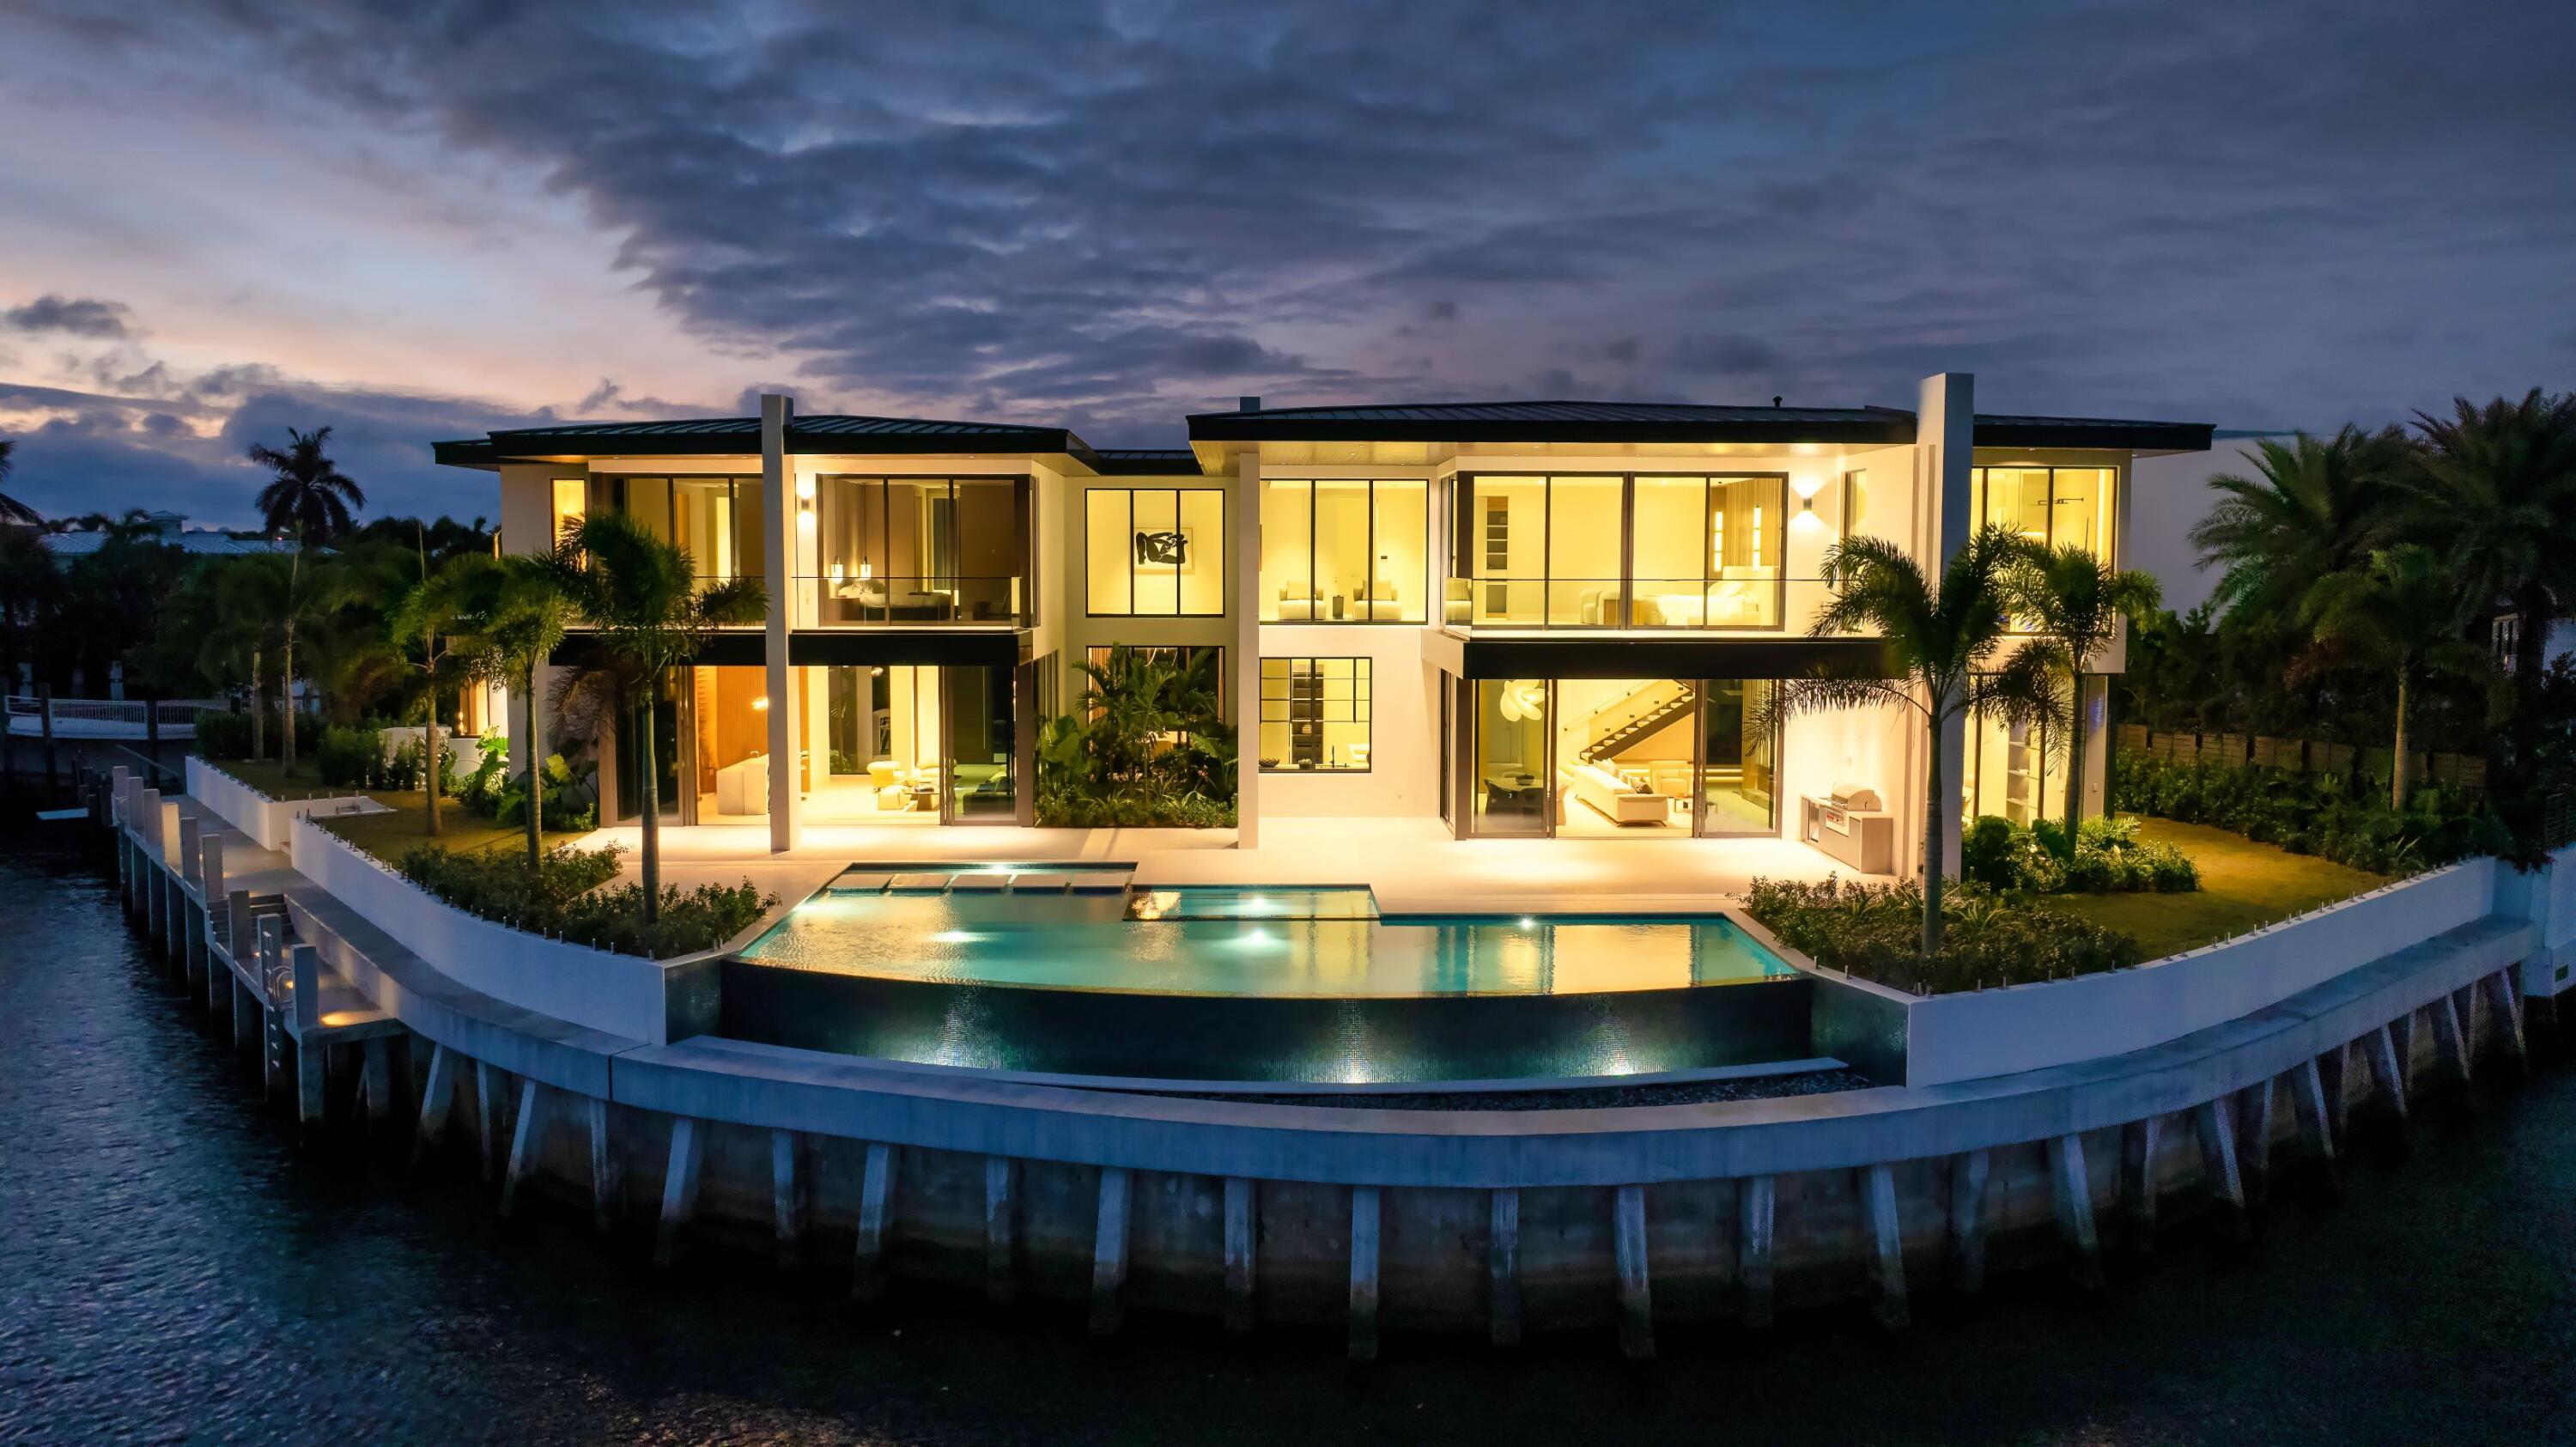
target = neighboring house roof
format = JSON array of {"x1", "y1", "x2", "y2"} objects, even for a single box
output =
[{"x1": 39, "y1": 512, "x2": 296, "y2": 556}]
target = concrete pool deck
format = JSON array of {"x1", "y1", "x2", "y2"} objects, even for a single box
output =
[{"x1": 587, "y1": 815, "x2": 1868, "y2": 917}]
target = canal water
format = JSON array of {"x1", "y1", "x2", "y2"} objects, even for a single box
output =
[{"x1": 4, "y1": 820, "x2": 2571, "y2": 1445}]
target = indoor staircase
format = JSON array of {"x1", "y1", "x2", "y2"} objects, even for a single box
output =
[{"x1": 1577, "y1": 681, "x2": 1698, "y2": 763}]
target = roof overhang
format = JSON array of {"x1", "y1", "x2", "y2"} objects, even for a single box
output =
[{"x1": 1432, "y1": 632, "x2": 1899, "y2": 681}]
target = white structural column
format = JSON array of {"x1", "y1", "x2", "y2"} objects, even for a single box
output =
[
  {"x1": 1233, "y1": 447, "x2": 1261, "y2": 848},
  {"x1": 761, "y1": 392, "x2": 799, "y2": 850},
  {"x1": 1918, "y1": 370, "x2": 1975, "y2": 881}
]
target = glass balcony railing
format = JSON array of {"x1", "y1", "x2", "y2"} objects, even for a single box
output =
[
  {"x1": 1441, "y1": 575, "x2": 1860, "y2": 633},
  {"x1": 804, "y1": 575, "x2": 1028, "y2": 627}
]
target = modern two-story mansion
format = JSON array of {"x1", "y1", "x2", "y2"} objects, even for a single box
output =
[{"x1": 433, "y1": 374, "x2": 2208, "y2": 878}]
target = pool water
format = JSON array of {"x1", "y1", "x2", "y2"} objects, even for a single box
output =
[{"x1": 739, "y1": 880, "x2": 1791, "y2": 999}]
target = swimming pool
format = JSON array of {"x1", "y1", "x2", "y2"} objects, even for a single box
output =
[
  {"x1": 720, "y1": 872, "x2": 1825, "y2": 1084},
  {"x1": 740, "y1": 879, "x2": 1790, "y2": 999}
]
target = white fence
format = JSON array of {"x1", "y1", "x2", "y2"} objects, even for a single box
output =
[
  {"x1": 1900, "y1": 856, "x2": 2510, "y2": 1086},
  {"x1": 9, "y1": 696, "x2": 216, "y2": 739},
  {"x1": 288, "y1": 814, "x2": 687, "y2": 1044},
  {"x1": 184, "y1": 756, "x2": 384, "y2": 852}
]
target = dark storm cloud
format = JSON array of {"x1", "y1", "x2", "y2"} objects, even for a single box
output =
[
  {"x1": 5, "y1": 295, "x2": 136, "y2": 338},
  {"x1": 11, "y1": 0, "x2": 2576, "y2": 473}
]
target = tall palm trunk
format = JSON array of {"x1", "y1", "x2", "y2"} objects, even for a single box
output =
[
  {"x1": 39, "y1": 680, "x2": 57, "y2": 787},
  {"x1": 636, "y1": 672, "x2": 660, "y2": 926},
  {"x1": 424, "y1": 683, "x2": 443, "y2": 836},
  {"x1": 2062, "y1": 674, "x2": 2087, "y2": 833},
  {"x1": 249, "y1": 649, "x2": 264, "y2": 761},
  {"x1": 2390, "y1": 667, "x2": 2411, "y2": 812},
  {"x1": 1921, "y1": 714, "x2": 1946, "y2": 957},
  {"x1": 278, "y1": 629, "x2": 297, "y2": 775},
  {"x1": 521, "y1": 663, "x2": 544, "y2": 869}
]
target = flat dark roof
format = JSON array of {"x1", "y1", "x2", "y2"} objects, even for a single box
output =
[
  {"x1": 1186, "y1": 399, "x2": 2211, "y2": 452},
  {"x1": 433, "y1": 398, "x2": 2214, "y2": 471}
]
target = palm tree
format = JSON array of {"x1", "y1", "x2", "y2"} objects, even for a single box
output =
[
  {"x1": 1761, "y1": 526, "x2": 2065, "y2": 954},
  {"x1": 213, "y1": 547, "x2": 341, "y2": 775},
  {"x1": 2303, "y1": 545, "x2": 2488, "y2": 810},
  {"x1": 557, "y1": 512, "x2": 765, "y2": 921},
  {"x1": 2002, "y1": 542, "x2": 2163, "y2": 831},
  {"x1": 247, "y1": 426, "x2": 366, "y2": 541},
  {"x1": 386, "y1": 548, "x2": 495, "y2": 836},
  {"x1": 462, "y1": 544, "x2": 582, "y2": 867},
  {"x1": 2190, "y1": 427, "x2": 2410, "y2": 624},
  {"x1": 2405, "y1": 392, "x2": 2576, "y2": 709},
  {"x1": 0, "y1": 438, "x2": 40, "y2": 526}
]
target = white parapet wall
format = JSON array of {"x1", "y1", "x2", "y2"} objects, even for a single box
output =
[
  {"x1": 1900, "y1": 856, "x2": 2509, "y2": 1087},
  {"x1": 185, "y1": 756, "x2": 385, "y2": 852},
  {"x1": 287, "y1": 813, "x2": 695, "y2": 1044}
]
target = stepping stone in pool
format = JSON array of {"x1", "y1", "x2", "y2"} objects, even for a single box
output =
[
  {"x1": 1067, "y1": 874, "x2": 1133, "y2": 894},
  {"x1": 1008, "y1": 872, "x2": 1073, "y2": 893},
  {"x1": 890, "y1": 872, "x2": 954, "y2": 892},
  {"x1": 829, "y1": 873, "x2": 896, "y2": 893},
  {"x1": 949, "y1": 874, "x2": 1009, "y2": 892}
]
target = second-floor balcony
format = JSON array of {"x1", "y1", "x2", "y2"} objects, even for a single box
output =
[
  {"x1": 811, "y1": 473, "x2": 1034, "y2": 630},
  {"x1": 805, "y1": 572, "x2": 1029, "y2": 627}
]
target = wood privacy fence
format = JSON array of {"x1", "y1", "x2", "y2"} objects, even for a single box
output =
[{"x1": 2115, "y1": 724, "x2": 2488, "y2": 796}]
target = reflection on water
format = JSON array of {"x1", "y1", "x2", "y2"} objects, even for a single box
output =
[
  {"x1": 7, "y1": 824, "x2": 2574, "y2": 1445},
  {"x1": 743, "y1": 887, "x2": 1789, "y2": 999}
]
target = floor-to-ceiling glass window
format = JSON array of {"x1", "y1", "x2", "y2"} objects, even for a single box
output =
[
  {"x1": 1554, "y1": 678, "x2": 1695, "y2": 835},
  {"x1": 1454, "y1": 473, "x2": 1784, "y2": 629},
  {"x1": 801, "y1": 665, "x2": 942, "y2": 823},
  {"x1": 1962, "y1": 704, "x2": 2060, "y2": 827},
  {"x1": 1086, "y1": 487, "x2": 1226, "y2": 617},
  {"x1": 1471, "y1": 678, "x2": 1551, "y2": 835},
  {"x1": 1259, "y1": 477, "x2": 1429, "y2": 622},
  {"x1": 1698, "y1": 678, "x2": 1778, "y2": 835},
  {"x1": 688, "y1": 664, "x2": 772, "y2": 818},
  {"x1": 1546, "y1": 476, "x2": 1624, "y2": 625},
  {"x1": 945, "y1": 664, "x2": 1017, "y2": 819},
  {"x1": 815, "y1": 477, "x2": 1030, "y2": 624},
  {"x1": 1974, "y1": 465, "x2": 2119, "y2": 562}
]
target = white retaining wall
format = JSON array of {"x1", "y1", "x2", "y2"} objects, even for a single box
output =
[
  {"x1": 1903, "y1": 857, "x2": 2506, "y2": 1086},
  {"x1": 287, "y1": 814, "x2": 684, "y2": 1044},
  {"x1": 185, "y1": 757, "x2": 380, "y2": 852}
]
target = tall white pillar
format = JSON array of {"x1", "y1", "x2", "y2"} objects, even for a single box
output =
[
  {"x1": 1919, "y1": 371, "x2": 1975, "y2": 882},
  {"x1": 762, "y1": 393, "x2": 800, "y2": 852},
  {"x1": 1233, "y1": 448, "x2": 1261, "y2": 848}
]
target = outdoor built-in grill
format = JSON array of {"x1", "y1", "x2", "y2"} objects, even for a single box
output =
[{"x1": 1801, "y1": 782, "x2": 1895, "y2": 874}]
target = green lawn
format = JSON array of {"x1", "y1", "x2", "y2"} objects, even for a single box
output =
[
  {"x1": 2055, "y1": 816, "x2": 2387, "y2": 960},
  {"x1": 204, "y1": 755, "x2": 588, "y2": 864}
]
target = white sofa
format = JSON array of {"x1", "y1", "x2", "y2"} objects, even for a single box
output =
[
  {"x1": 1560, "y1": 760, "x2": 1672, "y2": 825},
  {"x1": 714, "y1": 754, "x2": 768, "y2": 815}
]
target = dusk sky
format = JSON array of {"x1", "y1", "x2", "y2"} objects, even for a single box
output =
[{"x1": 3, "y1": 0, "x2": 2571, "y2": 526}]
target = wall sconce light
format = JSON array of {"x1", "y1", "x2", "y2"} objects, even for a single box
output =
[{"x1": 752, "y1": 696, "x2": 770, "y2": 711}]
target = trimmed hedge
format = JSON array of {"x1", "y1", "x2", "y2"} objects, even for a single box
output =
[
  {"x1": 2110, "y1": 752, "x2": 2507, "y2": 876},
  {"x1": 1746, "y1": 875, "x2": 2143, "y2": 994}
]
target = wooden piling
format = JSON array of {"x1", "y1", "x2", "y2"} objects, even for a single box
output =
[
  {"x1": 1223, "y1": 1176, "x2": 1258, "y2": 1333},
  {"x1": 653, "y1": 1116, "x2": 705, "y2": 1266},
  {"x1": 1347, "y1": 1185, "x2": 1382, "y2": 1362},
  {"x1": 980, "y1": 1154, "x2": 1013, "y2": 1298},
  {"x1": 1488, "y1": 1186, "x2": 1522, "y2": 1346},
  {"x1": 501, "y1": 1079, "x2": 550, "y2": 1217},
  {"x1": 1861, "y1": 1163, "x2": 1908, "y2": 1329},
  {"x1": 1739, "y1": 1174, "x2": 1777, "y2": 1328},
  {"x1": 1950, "y1": 1149, "x2": 1990, "y2": 1294},
  {"x1": 853, "y1": 1142, "x2": 898, "y2": 1300}
]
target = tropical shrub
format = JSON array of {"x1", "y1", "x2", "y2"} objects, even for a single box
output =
[
  {"x1": 1959, "y1": 812, "x2": 2197, "y2": 894},
  {"x1": 193, "y1": 708, "x2": 253, "y2": 760},
  {"x1": 393, "y1": 842, "x2": 770, "y2": 958},
  {"x1": 1036, "y1": 646, "x2": 1237, "y2": 827},
  {"x1": 2109, "y1": 753, "x2": 2507, "y2": 875},
  {"x1": 1745, "y1": 876, "x2": 2143, "y2": 994},
  {"x1": 446, "y1": 734, "x2": 598, "y2": 833},
  {"x1": 316, "y1": 723, "x2": 378, "y2": 787}
]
